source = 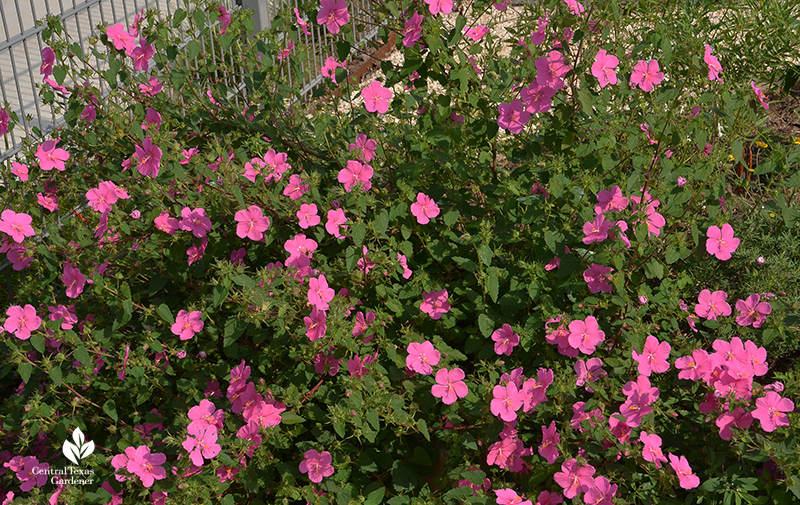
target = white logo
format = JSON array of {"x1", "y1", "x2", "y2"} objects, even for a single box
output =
[{"x1": 62, "y1": 427, "x2": 94, "y2": 465}]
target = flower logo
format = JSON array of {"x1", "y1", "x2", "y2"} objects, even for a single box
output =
[{"x1": 62, "y1": 427, "x2": 94, "y2": 465}]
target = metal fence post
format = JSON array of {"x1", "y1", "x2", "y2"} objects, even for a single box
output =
[{"x1": 240, "y1": 0, "x2": 271, "y2": 32}]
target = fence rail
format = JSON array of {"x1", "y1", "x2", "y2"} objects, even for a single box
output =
[{"x1": 0, "y1": 0, "x2": 382, "y2": 163}]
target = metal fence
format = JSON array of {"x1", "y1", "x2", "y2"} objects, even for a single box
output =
[{"x1": 0, "y1": 0, "x2": 382, "y2": 162}]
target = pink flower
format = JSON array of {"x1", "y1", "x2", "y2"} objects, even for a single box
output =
[
  {"x1": 11, "y1": 162, "x2": 28, "y2": 181},
  {"x1": 179, "y1": 207, "x2": 212, "y2": 238},
  {"x1": 494, "y1": 488, "x2": 532, "y2": 505},
  {"x1": 154, "y1": 211, "x2": 180, "y2": 234},
  {"x1": 299, "y1": 450, "x2": 335, "y2": 483},
  {"x1": 410, "y1": 192, "x2": 440, "y2": 224},
  {"x1": 134, "y1": 137, "x2": 162, "y2": 177},
  {"x1": 130, "y1": 38, "x2": 154, "y2": 71},
  {"x1": 349, "y1": 133, "x2": 378, "y2": 162},
  {"x1": 4, "y1": 304, "x2": 41, "y2": 340},
  {"x1": 752, "y1": 391, "x2": 794, "y2": 432},
  {"x1": 631, "y1": 335, "x2": 671, "y2": 376},
  {"x1": 695, "y1": 289, "x2": 732, "y2": 320},
  {"x1": 406, "y1": 341, "x2": 441, "y2": 375},
  {"x1": 431, "y1": 367, "x2": 468, "y2": 404},
  {"x1": 553, "y1": 458, "x2": 595, "y2": 499},
  {"x1": 36, "y1": 139, "x2": 70, "y2": 171},
  {"x1": 583, "y1": 264, "x2": 613, "y2": 293},
  {"x1": 171, "y1": 310, "x2": 204, "y2": 340},
  {"x1": 37, "y1": 192, "x2": 58, "y2": 212},
  {"x1": 534, "y1": 490, "x2": 563, "y2": 505},
  {"x1": 325, "y1": 208, "x2": 348, "y2": 239},
  {"x1": 278, "y1": 40, "x2": 295, "y2": 60},
  {"x1": 304, "y1": 307, "x2": 327, "y2": 341},
  {"x1": 497, "y1": 99, "x2": 531, "y2": 134},
  {"x1": 126, "y1": 446, "x2": 167, "y2": 488},
  {"x1": 583, "y1": 476, "x2": 616, "y2": 505},
  {"x1": 420, "y1": 289, "x2": 450, "y2": 320},
  {"x1": 308, "y1": 274, "x2": 335, "y2": 311},
  {"x1": 139, "y1": 77, "x2": 162, "y2": 95},
  {"x1": 182, "y1": 426, "x2": 221, "y2": 466},
  {"x1": 535, "y1": 51, "x2": 570, "y2": 89},
  {"x1": 704, "y1": 44, "x2": 723, "y2": 82},
  {"x1": 48, "y1": 304, "x2": 77, "y2": 330},
  {"x1": 217, "y1": 5, "x2": 231, "y2": 33},
  {"x1": 574, "y1": 357, "x2": 605, "y2": 391},
  {"x1": 62, "y1": 263, "x2": 86, "y2": 298},
  {"x1": 263, "y1": 149, "x2": 291, "y2": 182},
  {"x1": 0, "y1": 210, "x2": 35, "y2": 243},
  {"x1": 347, "y1": 353, "x2": 376, "y2": 378},
  {"x1": 630, "y1": 59, "x2": 664, "y2": 92},
  {"x1": 398, "y1": 253, "x2": 413, "y2": 279},
  {"x1": 107, "y1": 23, "x2": 135, "y2": 53},
  {"x1": 321, "y1": 57, "x2": 346, "y2": 83},
  {"x1": 40, "y1": 46, "x2": 55, "y2": 76},
  {"x1": 188, "y1": 399, "x2": 224, "y2": 433},
  {"x1": 520, "y1": 83, "x2": 557, "y2": 114},
  {"x1": 716, "y1": 407, "x2": 754, "y2": 440},
  {"x1": 234, "y1": 205, "x2": 270, "y2": 241},
  {"x1": 591, "y1": 50, "x2": 619, "y2": 88},
  {"x1": 142, "y1": 108, "x2": 162, "y2": 130},
  {"x1": 101, "y1": 482, "x2": 123, "y2": 505},
  {"x1": 403, "y1": 12, "x2": 424, "y2": 47},
  {"x1": 491, "y1": 382, "x2": 526, "y2": 422},
  {"x1": 297, "y1": 204, "x2": 321, "y2": 229},
  {"x1": 567, "y1": 316, "x2": 604, "y2": 355},
  {"x1": 362, "y1": 81, "x2": 392, "y2": 114},
  {"x1": 563, "y1": 0, "x2": 584, "y2": 15},
  {"x1": 667, "y1": 454, "x2": 700, "y2": 489},
  {"x1": 317, "y1": 0, "x2": 350, "y2": 34},
  {"x1": 492, "y1": 324, "x2": 520, "y2": 355},
  {"x1": 538, "y1": 421, "x2": 560, "y2": 464},
  {"x1": 338, "y1": 160, "x2": 374, "y2": 191},
  {"x1": 751, "y1": 81, "x2": 769, "y2": 110},
  {"x1": 735, "y1": 293, "x2": 772, "y2": 328},
  {"x1": 639, "y1": 431, "x2": 667, "y2": 468},
  {"x1": 281, "y1": 175, "x2": 308, "y2": 201},
  {"x1": 582, "y1": 214, "x2": 612, "y2": 244},
  {"x1": 706, "y1": 223, "x2": 739, "y2": 260},
  {"x1": 675, "y1": 349, "x2": 712, "y2": 381},
  {"x1": 293, "y1": 7, "x2": 311, "y2": 35},
  {"x1": 464, "y1": 25, "x2": 489, "y2": 41},
  {"x1": 594, "y1": 186, "x2": 629, "y2": 214},
  {"x1": 424, "y1": 0, "x2": 453, "y2": 15}
]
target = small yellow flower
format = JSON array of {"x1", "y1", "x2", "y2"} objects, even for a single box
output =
[
  {"x1": 793, "y1": 137, "x2": 800, "y2": 145},
  {"x1": 755, "y1": 140, "x2": 768, "y2": 148},
  {"x1": 770, "y1": 213, "x2": 776, "y2": 218},
  {"x1": 728, "y1": 154, "x2": 735, "y2": 161}
]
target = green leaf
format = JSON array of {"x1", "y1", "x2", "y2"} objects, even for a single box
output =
[
  {"x1": 391, "y1": 461, "x2": 418, "y2": 492},
  {"x1": 18, "y1": 362, "x2": 32, "y2": 383},
  {"x1": 187, "y1": 40, "x2": 202, "y2": 60},
  {"x1": 477, "y1": 244, "x2": 493, "y2": 266},
  {"x1": 156, "y1": 304, "x2": 174, "y2": 324},
  {"x1": 213, "y1": 285, "x2": 229, "y2": 306},
  {"x1": 75, "y1": 346, "x2": 92, "y2": 367},
  {"x1": 49, "y1": 366, "x2": 62, "y2": 385},
  {"x1": 221, "y1": 495, "x2": 235, "y2": 505},
  {"x1": 665, "y1": 245, "x2": 681, "y2": 264},
  {"x1": 486, "y1": 273, "x2": 499, "y2": 303},
  {"x1": 232, "y1": 185, "x2": 245, "y2": 208},
  {"x1": 366, "y1": 409, "x2": 380, "y2": 431},
  {"x1": 417, "y1": 419, "x2": 430, "y2": 441},
  {"x1": 172, "y1": 8, "x2": 187, "y2": 27},
  {"x1": 352, "y1": 221, "x2": 367, "y2": 247},
  {"x1": 336, "y1": 41, "x2": 351, "y2": 61},
  {"x1": 104, "y1": 400, "x2": 118, "y2": 422},
  {"x1": 478, "y1": 313, "x2": 494, "y2": 337},
  {"x1": 365, "y1": 487, "x2": 385, "y2": 505},
  {"x1": 373, "y1": 209, "x2": 389, "y2": 235},
  {"x1": 30, "y1": 334, "x2": 46, "y2": 353},
  {"x1": 280, "y1": 412, "x2": 306, "y2": 424},
  {"x1": 171, "y1": 68, "x2": 187, "y2": 90},
  {"x1": 443, "y1": 209, "x2": 459, "y2": 226},
  {"x1": 544, "y1": 230, "x2": 564, "y2": 253},
  {"x1": 232, "y1": 274, "x2": 254, "y2": 288}
]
